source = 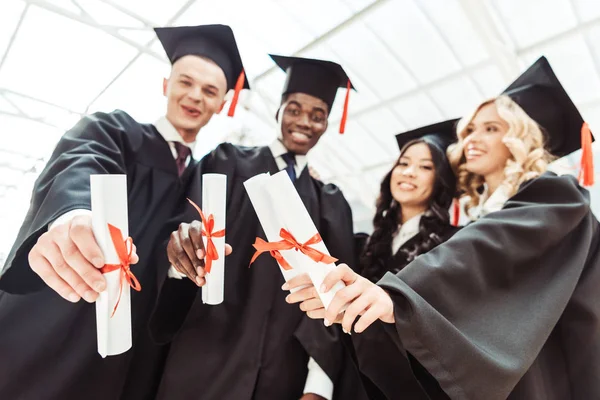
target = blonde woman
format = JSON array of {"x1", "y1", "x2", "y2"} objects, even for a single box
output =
[{"x1": 286, "y1": 57, "x2": 600, "y2": 399}]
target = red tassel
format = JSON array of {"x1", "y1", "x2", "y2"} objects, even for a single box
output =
[
  {"x1": 452, "y1": 198, "x2": 460, "y2": 227},
  {"x1": 339, "y1": 80, "x2": 351, "y2": 134},
  {"x1": 578, "y1": 122, "x2": 594, "y2": 187},
  {"x1": 227, "y1": 70, "x2": 245, "y2": 117}
]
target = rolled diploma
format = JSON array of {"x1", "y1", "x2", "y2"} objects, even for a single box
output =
[
  {"x1": 265, "y1": 171, "x2": 345, "y2": 309},
  {"x1": 201, "y1": 174, "x2": 227, "y2": 305},
  {"x1": 243, "y1": 173, "x2": 305, "y2": 292},
  {"x1": 91, "y1": 174, "x2": 132, "y2": 358}
]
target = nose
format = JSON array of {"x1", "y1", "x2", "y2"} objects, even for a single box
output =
[
  {"x1": 401, "y1": 165, "x2": 416, "y2": 177},
  {"x1": 187, "y1": 86, "x2": 202, "y2": 102},
  {"x1": 296, "y1": 112, "x2": 310, "y2": 129},
  {"x1": 464, "y1": 130, "x2": 482, "y2": 146}
]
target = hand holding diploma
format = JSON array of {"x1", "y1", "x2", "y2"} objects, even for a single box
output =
[
  {"x1": 28, "y1": 212, "x2": 139, "y2": 304},
  {"x1": 285, "y1": 264, "x2": 395, "y2": 334}
]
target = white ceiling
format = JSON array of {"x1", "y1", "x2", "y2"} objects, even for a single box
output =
[{"x1": 3, "y1": 0, "x2": 600, "y2": 262}]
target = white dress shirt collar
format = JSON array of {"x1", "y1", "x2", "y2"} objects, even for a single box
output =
[
  {"x1": 154, "y1": 116, "x2": 197, "y2": 152},
  {"x1": 391, "y1": 212, "x2": 423, "y2": 255},
  {"x1": 268, "y1": 139, "x2": 308, "y2": 174}
]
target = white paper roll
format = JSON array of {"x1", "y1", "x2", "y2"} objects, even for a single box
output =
[
  {"x1": 243, "y1": 174, "x2": 304, "y2": 291},
  {"x1": 91, "y1": 174, "x2": 132, "y2": 358},
  {"x1": 265, "y1": 171, "x2": 345, "y2": 309},
  {"x1": 244, "y1": 171, "x2": 345, "y2": 306},
  {"x1": 201, "y1": 174, "x2": 227, "y2": 305}
]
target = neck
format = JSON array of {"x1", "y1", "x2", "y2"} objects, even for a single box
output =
[
  {"x1": 167, "y1": 116, "x2": 199, "y2": 143},
  {"x1": 399, "y1": 205, "x2": 426, "y2": 225},
  {"x1": 484, "y1": 170, "x2": 505, "y2": 196}
]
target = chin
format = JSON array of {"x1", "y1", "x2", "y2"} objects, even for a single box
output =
[
  {"x1": 465, "y1": 162, "x2": 485, "y2": 175},
  {"x1": 391, "y1": 192, "x2": 413, "y2": 205},
  {"x1": 282, "y1": 139, "x2": 308, "y2": 154}
]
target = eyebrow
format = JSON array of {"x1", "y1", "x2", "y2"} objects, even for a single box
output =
[
  {"x1": 468, "y1": 120, "x2": 503, "y2": 126},
  {"x1": 179, "y1": 73, "x2": 220, "y2": 91},
  {"x1": 400, "y1": 155, "x2": 434, "y2": 162},
  {"x1": 288, "y1": 100, "x2": 327, "y2": 114}
]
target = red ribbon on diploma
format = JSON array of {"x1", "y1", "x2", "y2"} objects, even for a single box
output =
[
  {"x1": 250, "y1": 228, "x2": 338, "y2": 270},
  {"x1": 99, "y1": 224, "x2": 141, "y2": 318},
  {"x1": 187, "y1": 198, "x2": 226, "y2": 274}
]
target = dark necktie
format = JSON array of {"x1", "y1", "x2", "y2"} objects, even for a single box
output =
[
  {"x1": 281, "y1": 152, "x2": 296, "y2": 182},
  {"x1": 173, "y1": 142, "x2": 191, "y2": 177}
]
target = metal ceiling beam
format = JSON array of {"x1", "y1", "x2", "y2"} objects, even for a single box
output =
[
  {"x1": 0, "y1": 88, "x2": 82, "y2": 116},
  {"x1": 0, "y1": 109, "x2": 63, "y2": 130},
  {"x1": 0, "y1": 3, "x2": 29, "y2": 72},
  {"x1": 84, "y1": 0, "x2": 196, "y2": 113},
  {"x1": 96, "y1": 0, "x2": 158, "y2": 28},
  {"x1": 414, "y1": 0, "x2": 487, "y2": 99},
  {"x1": 327, "y1": 60, "x2": 490, "y2": 123},
  {"x1": 567, "y1": 0, "x2": 600, "y2": 82},
  {"x1": 457, "y1": 0, "x2": 521, "y2": 82},
  {"x1": 253, "y1": 0, "x2": 390, "y2": 83},
  {"x1": 22, "y1": 0, "x2": 165, "y2": 61}
]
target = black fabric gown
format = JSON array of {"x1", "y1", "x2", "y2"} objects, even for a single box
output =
[
  {"x1": 351, "y1": 222, "x2": 458, "y2": 400},
  {"x1": 0, "y1": 110, "x2": 195, "y2": 400},
  {"x1": 375, "y1": 172, "x2": 600, "y2": 399},
  {"x1": 150, "y1": 143, "x2": 368, "y2": 400}
]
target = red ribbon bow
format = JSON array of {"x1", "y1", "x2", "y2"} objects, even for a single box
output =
[
  {"x1": 249, "y1": 228, "x2": 338, "y2": 270},
  {"x1": 99, "y1": 224, "x2": 141, "y2": 318},
  {"x1": 187, "y1": 198, "x2": 226, "y2": 274}
]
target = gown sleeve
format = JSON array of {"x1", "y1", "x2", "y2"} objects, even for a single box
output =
[
  {"x1": 377, "y1": 173, "x2": 596, "y2": 399},
  {"x1": 0, "y1": 111, "x2": 133, "y2": 294}
]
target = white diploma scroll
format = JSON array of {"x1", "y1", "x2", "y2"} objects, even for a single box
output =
[
  {"x1": 91, "y1": 174, "x2": 132, "y2": 358},
  {"x1": 244, "y1": 171, "x2": 345, "y2": 309},
  {"x1": 200, "y1": 174, "x2": 227, "y2": 305}
]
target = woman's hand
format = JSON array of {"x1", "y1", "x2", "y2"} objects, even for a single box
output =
[{"x1": 285, "y1": 264, "x2": 395, "y2": 333}]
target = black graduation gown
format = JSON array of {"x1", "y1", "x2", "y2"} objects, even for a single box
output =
[
  {"x1": 374, "y1": 172, "x2": 600, "y2": 399},
  {"x1": 0, "y1": 110, "x2": 195, "y2": 400},
  {"x1": 350, "y1": 225, "x2": 459, "y2": 400},
  {"x1": 150, "y1": 143, "x2": 368, "y2": 400}
]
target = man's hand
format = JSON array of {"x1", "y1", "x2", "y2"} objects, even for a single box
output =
[
  {"x1": 167, "y1": 220, "x2": 232, "y2": 286},
  {"x1": 300, "y1": 394, "x2": 326, "y2": 400},
  {"x1": 28, "y1": 214, "x2": 139, "y2": 303}
]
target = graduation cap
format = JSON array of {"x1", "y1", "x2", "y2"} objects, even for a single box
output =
[
  {"x1": 502, "y1": 56, "x2": 594, "y2": 185},
  {"x1": 395, "y1": 119, "x2": 460, "y2": 225},
  {"x1": 395, "y1": 119, "x2": 459, "y2": 152},
  {"x1": 269, "y1": 54, "x2": 356, "y2": 134},
  {"x1": 154, "y1": 24, "x2": 249, "y2": 116}
]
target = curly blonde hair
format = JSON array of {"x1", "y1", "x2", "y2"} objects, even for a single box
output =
[{"x1": 447, "y1": 95, "x2": 553, "y2": 217}]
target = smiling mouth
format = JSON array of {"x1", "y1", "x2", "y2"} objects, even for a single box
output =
[
  {"x1": 181, "y1": 105, "x2": 201, "y2": 118},
  {"x1": 466, "y1": 147, "x2": 485, "y2": 160},
  {"x1": 398, "y1": 182, "x2": 417, "y2": 190},
  {"x1": 289, "y1": 131, "x2": 313, "y2": 143}
]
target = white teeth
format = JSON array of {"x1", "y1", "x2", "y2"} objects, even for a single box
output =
[
  {"x1": 291, "y1": 132, "x2": 311, "y2": 141},
  {"x1": 399, "y1": 182, "x2": 416, "y2": 190},
  {"x1": 466, "y1": 149, "x2": 483, "y2": 157},
  {"x1": 292, "y1": 132, "x2": 311, "y2": 138}
]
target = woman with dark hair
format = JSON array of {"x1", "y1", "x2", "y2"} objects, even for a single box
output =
[
  {"x1": 343, "y1": 120, "x2": 460, "y2": 399},
  {"x1": 359, "y1": 120, "x2": 459, "y2": 285},
  {"x1": 287, "y1": 121, "x2": 460, "y2": 399}
]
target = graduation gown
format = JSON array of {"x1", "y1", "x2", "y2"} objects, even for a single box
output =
[
  {"x1": 150, "y1": 143, "x2": 367, "y2": 400},
  {"x1": 374, "y1": 172, "x2": 600, "y2": 399},
  {"x1": 0, "y1": 110, "x2": 195, "y2": 400},
  {"x1": 351, "y1": 224, "x2": 459, "y2": 400}
]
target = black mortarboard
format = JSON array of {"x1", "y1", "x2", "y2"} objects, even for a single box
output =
[
  {"x1": 270, "y1": 54, "x2": 356, "y2": 133},
  {"x1": 502, "y1": 56, "x2": 590, "y2": 158},
  {"x1": 395, "y1": 119, "x2": 459, "y2": 152},
  {"x1": 154, "y1": 24, "x2": 249, "y2": 92}
]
